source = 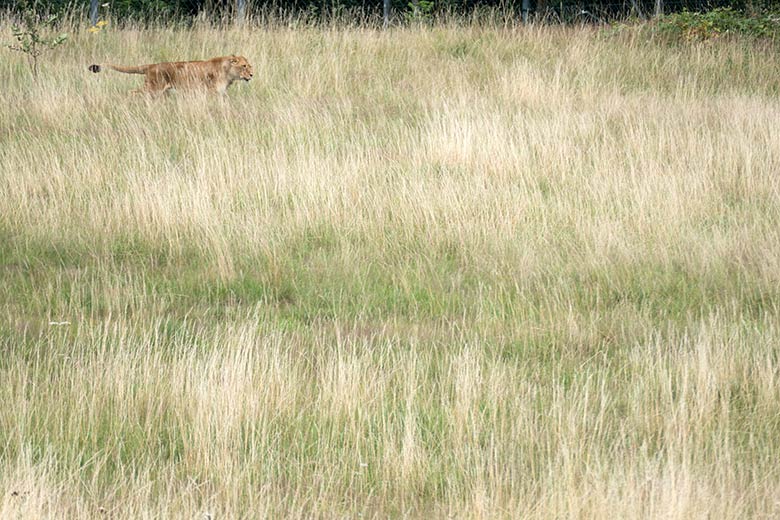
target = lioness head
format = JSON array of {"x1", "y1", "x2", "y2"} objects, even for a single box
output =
[{"x1": 227, "y1": 55, "x2": 253, "y2": 82}]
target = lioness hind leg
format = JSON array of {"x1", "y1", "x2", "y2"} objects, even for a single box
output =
[{"x1": 131, "y1": 83, "x2": 172, "y2": 98}]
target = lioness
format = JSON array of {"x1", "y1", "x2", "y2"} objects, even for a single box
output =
[{"x1": 88, "y1": 55, "x2": 253, "y2": 95}]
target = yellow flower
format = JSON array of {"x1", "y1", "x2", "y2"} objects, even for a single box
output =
[
  {"x1": 88, "y1": 26, "x2": 101, "y2": 33},
  {"x1": 96, "y1": 20, "x2": 108, "y2": 27}
]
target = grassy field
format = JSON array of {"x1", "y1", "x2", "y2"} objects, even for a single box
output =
[{"x1": 2, "y1": 18, "x2": 780, "y2": 518}]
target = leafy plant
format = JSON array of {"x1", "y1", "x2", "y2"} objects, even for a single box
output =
[
  {"x1": 406, "y1": 0, "x2": 435, "y2": 24},
  {"x1": 88, "y1": 20, "x2": 110, "y2": 34},
  {"x1": 7, "y1": 0, "x2": 68, "y2": 81},
  {"x1": 657, "y1": 8, "x2": 780, "y2": 41}
]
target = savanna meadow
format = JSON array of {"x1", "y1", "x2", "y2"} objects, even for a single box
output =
[{"x1": 2, "y1": 4, "x2": 780, "y2": 518}]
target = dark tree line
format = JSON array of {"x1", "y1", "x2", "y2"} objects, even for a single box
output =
[{"x1": 2, "y1": 0, "x2": 779, "y2": 22}]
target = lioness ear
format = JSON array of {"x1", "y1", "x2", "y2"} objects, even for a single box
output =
[{"x1": 230, "y1": 55, "x2": 238, "y2": 64}]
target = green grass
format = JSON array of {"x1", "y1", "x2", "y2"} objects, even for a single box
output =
[{"x1": 1, "y1": 19, "x2": 780, "y2": 518}]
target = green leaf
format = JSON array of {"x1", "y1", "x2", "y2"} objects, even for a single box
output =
[{"x1": 50, "y1": 34, "x2": 68, "y2": 46}]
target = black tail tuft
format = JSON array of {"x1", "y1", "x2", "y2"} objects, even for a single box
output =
[{"x1": 88, "y1": 64, "x2": 101, "y2": 73}]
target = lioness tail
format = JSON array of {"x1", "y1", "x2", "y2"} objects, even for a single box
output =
[{"x1": 88, "y1": 63, "x2": 148, "y2": 74}]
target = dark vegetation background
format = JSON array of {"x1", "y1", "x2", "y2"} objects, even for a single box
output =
[{"x1": 3, "y1": 0, "x2": 780, "y2": 23}]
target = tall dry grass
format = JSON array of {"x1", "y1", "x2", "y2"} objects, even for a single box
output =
[{"x1": 1, "y1": 18, "x2": 780, "y2": 518}]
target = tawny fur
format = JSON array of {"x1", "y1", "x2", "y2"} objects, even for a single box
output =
[{"x1": 88, "y1": 55, "x2": 253, "y2": 96}]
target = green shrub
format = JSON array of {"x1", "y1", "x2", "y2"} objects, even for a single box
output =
[
  {"x1": 6, "y1": 0, "x2": 67, "y2": 81},
  {"x1": 657, "y1": 7, "x2": 780, "y2": 41},
  {"x1": 405, "y1": 0, "x2": 436, "y2": 23}
]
